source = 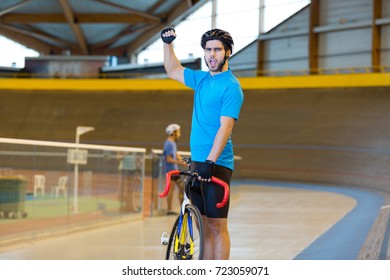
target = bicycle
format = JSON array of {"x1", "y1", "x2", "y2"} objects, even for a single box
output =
[{"x1": 159, "y1": 162, "x2": 229, "y2": 260}]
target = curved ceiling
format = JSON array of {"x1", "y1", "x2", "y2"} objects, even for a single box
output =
[{"x1": 0, "y1": 0, "x2": 207, "y2": 57}]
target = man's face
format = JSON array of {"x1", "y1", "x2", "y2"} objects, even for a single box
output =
[
  {"x1": 174, "y1": 129, "x2": 181, "y2": 139},
  {"x1": 203, "y1": 40, "x2": 229, "y2": 73}
]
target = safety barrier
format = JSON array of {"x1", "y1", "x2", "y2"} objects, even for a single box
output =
[{"x1": 0, "y1": 137, "x2": 146, "y2": 246}]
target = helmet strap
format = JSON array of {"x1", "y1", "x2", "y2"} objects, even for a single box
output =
[
  {"x1": 218, "y1": 51, "x2": 230, "y2": 72},
  {"x1": 218, "y1": 57, "x2": 227, "y2": 72}
]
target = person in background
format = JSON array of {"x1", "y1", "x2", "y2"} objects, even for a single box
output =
[
  {"x1": 117, "y1": 152, "x2": 141, "y2": 213},
  {"x1": 163, "y1": 123, "x2": 187, "y2": 215}
]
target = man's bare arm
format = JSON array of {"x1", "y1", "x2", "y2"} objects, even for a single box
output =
[
  {"x1": 162, "y1": 28, "x2": 185, "y2": 84},
  {"x1": 207, "y1": 116, "x2": 235, "y2": 163}
]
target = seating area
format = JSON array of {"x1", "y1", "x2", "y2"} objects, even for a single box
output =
[
  {"x1": 33, "y1": 175, "x2": 69, "y2": 198},
  {"x1": 33, "y1": 175, "x2": 45, "y2": 197},
  {"x1": 51, "y1": 176, "x2": 68, "y2": 198}
]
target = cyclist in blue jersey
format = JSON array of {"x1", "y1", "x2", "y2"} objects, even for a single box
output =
[{"x1": 161, "y1": 28, "x2": 244, "y2": 259}]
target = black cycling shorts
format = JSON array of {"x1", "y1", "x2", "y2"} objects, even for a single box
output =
[{"x1": 190, "y1": 161, "x2": 233, "y2": 219}]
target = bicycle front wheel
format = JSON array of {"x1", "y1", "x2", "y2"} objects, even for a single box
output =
[{"x1": 166, "y1": 204, "x2": 204, "y2": 260}]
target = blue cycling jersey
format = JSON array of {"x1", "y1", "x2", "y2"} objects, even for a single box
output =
[{"x1": 184, "y1": 68, "x2": 244, "y2": 170}]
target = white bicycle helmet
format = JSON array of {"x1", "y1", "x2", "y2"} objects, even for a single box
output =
[{"x1": 166, "y1": 123, "x2": 180, "y2": 135}]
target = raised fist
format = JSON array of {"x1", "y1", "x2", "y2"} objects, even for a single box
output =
[{"x1": 161, "y1": 27, "x2": 176, "y2": 44}]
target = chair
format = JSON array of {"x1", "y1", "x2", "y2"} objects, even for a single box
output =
[
  {"x1": 33, "y1": 174, "x2": 46, "y2": 197},
  {"x1": 51, "y1": 176, "x2": 68, "y2": 198}
]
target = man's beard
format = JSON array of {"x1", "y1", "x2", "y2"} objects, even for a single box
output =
[{"x1": 204, "y1": 57, "x2": 227, "y2": 72}]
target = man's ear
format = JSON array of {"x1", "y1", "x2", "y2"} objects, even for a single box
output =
[{"x1": 226, "y1": 49, "x2": 231, "y2": 57}]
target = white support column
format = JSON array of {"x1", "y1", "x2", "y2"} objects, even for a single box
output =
[
  {"x1": 211, "y1": 0, "x2": 217, "y2": 29},
  {"x1": 73, "y1": 126, "x2": 94, "y2": 213},
  {"x1": 259, "y1": 0, "x2": 265, "y2": 34}
]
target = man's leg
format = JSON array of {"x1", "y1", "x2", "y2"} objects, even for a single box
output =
[{"x1": 203, "y1": 216, "x2": 230, "y2": 260}]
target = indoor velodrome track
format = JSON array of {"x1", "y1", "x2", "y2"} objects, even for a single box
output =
[
  {"x1": 1, "y1": 74, "x2": 390, "y2": 260},
  {"x1": 0, "y1": 180, "x2": 388, "y2": 260}
]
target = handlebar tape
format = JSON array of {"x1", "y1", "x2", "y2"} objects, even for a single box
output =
[{"x1": 159, "y1": 170, "x2": 229, "y2": 208}]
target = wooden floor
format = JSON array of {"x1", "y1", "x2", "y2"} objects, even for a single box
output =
[{"x1": 0, "y1": 181, "x2": 386, "y2": 260}]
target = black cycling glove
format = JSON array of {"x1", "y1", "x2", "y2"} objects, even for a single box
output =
[
  {"x1": 197, "y1": 160, "x2": 215, "y2": 181},
  {"x1": 161, "y1": 27, "x2": 176, "y2": 44}
]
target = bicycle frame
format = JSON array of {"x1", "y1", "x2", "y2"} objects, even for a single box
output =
[
  {"x1": 160, "y1": 169, "x2": 229, "y2": 259},
  {"x1": 175, "y1": 211, "x2": 195, "y2": 257}
]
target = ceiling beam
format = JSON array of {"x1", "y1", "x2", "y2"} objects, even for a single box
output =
[
  {"x1": 0, "y1": 26, "x2": 62, "y2": 55},
  {"x1": 1, "y1": 13, "x2": 159, "y2": 24},
  {"x1": 91, "y1": 23, "x2": 159, "y2": 53},
  {"x1": 75, "y1": 14, "x2": 158, "y2": 24},
  {"x1": 0, "y1": 0, "x2": 31, "y2": 17},
  {"x1": 1, "y1": 14, "x2": 66, "y2": 23},
  {"x1": 126, "y1": 0, "x2": 205, "y2": 56},
  {"x1": 165, "y1": 0, "x2": 203, "y2": 23},
  {"x1": 0, "y1": 0, "x2": 206, "y2": 58},
  {"x1": 147, "y1": 0, "x2": 166, "y2": 14},
  {"x1": 94, "y1": 0, "x2": 161, "y2": 22},
  {"x1": 0, "y1": 22, "x2": 74, "y2": 48},
  {"x1": 58, "y1": 0, "x2": 88, "y2": 55}
]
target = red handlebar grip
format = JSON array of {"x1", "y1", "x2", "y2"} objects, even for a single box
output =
[
  {"x1": 159, "y1": 170, "x2": 180, "y2": 198},
  {"x1": 159, "y1": 170, "x2": 229, "y2": 209},
  {"x1": 211, "y1": 176, "x2": 230, "y2": 208}
]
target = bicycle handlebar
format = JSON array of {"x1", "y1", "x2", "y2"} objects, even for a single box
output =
[{"x1": 159, "y1": 170, "x2": 230, "y2": 208}]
